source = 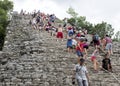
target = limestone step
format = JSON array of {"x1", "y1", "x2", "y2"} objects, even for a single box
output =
[{"x1": 0, "y1": 14, "x2": 120, "y2": 86}]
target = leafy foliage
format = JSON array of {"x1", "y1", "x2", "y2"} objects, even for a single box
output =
[
  {"x1": 66, "y1": 7, "x2": 78, "y2": 18},
  {"x1": 94, "y1": 22, "x2": 114, "y2": 38},
  {"x1": 67, "y1": 18, "x2": 76, "y2": 26},
  {"x1": 66, "y1": 7, "x2": 114, "y2": 38},
  {"x1": 113, "y1": 31, "x2": 120, "y2": 42},
  {"x1": 0, "y1": 0, "x2": 13, "y2": 50}
]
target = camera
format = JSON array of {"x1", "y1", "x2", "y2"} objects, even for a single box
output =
[{"x1": 72, "y1": 79, "x2": 75, "y2": 85}]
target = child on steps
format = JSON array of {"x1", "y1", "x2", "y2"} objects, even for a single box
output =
[
  {"x1": 102, "y1": 52, "x2": 112, "y2": 72},
  {"x1": 91, "y1": 47, "x2": 100, "y2": 73}
]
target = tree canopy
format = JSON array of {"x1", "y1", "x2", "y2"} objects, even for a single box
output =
[
  {"x1": 0, "y1": 0, "x2": 13, "y2": 50},
  {"x1": 66, "y1": 7, "x2": 78, "y2": 18},
  {"x1": 66, "y1": 7, "x2": 114, "y2": 39},
  {"x1": 113, "y1": 31, "x2": 120, "y2": 42}
]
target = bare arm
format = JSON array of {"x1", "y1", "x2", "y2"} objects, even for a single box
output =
[
  {"x1": 86, "y1": 73, "x2": 89, "y2": 81},
  {"x1": 72, "y1": 69, "x2": 76, "y2": 79},
  {"x1": 85, "y1": 66, "x2": 90, "y2": 82},
  {"x1": 84, "y1": 48, "x2": 88, "y2": 56}
]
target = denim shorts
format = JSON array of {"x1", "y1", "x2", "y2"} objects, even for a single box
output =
[
  {"x1": 106, "y1": 43, "x2": 112, "y2": 50},
  {"x1": 76, "y1": 50, "x2": 83, "y2": 57}
]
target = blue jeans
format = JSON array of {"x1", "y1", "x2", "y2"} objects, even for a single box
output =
[
  {"x1": 76, "y1": 50, "x2": 83, "y2": 57},
  {"x1": 77, "y1": 79, "x2": 88, "y2": 86}
]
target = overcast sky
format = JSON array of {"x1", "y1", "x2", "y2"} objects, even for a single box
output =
[{"x1": 12, "y1": 0, "x2": 120, "y2": 33}]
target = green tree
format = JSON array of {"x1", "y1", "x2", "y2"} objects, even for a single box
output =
[
  {"x1": 0, "y1": 0, "x2": 13, "y2": 11},
  {"x1": 66, "y1": 7, "x2": 78, "y2": 27},
  {"x1": 83, "y1": 21, "x2": 93, "y2": 34},
  {"x1": 94, "y1": 22, "x2": 106, "y2": 37},
  {"x1": 105, "y1": 24, "x2": 114, "y2": 37},
  {"x1": 76, "y1": 16, "x2": 86, "y2": 29},
  {"x1": 66, "y1": 7, "x2": 78, "y2": 18},
  {"x1": 67, "y1": 18, "x2": 76, "y2": 26},
  {"x1": 66, "y1": 7, "x2": 114, "y2": 38},
  {"x1": 113, "y1": 31, "x2": 120, "y2": 41},
  {"x1": 0, "y1": 0, "x2": 13, "y2": 50},
  {"x1": 67, "y1": 7, "x2": 94, "y2": 31},
  {"x1": 94, "y1": 22, "x2": 114, "y2": 38}
]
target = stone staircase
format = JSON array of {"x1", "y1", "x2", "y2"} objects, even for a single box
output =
[{"x1": 0, "y1": 14, "x2": 120, "y2": 86}]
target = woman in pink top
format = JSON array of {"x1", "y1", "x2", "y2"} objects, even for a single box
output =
[
  {"x1": 91, "y1": 47, "x2": 100, "y2": 73},
  {"x1": 105, "y1": 35, "x2": 113, "y2": 57}
]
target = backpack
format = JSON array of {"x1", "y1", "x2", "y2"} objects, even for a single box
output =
[{"x1": 93, "y1": 34, "x2": 99, "y2": 41}]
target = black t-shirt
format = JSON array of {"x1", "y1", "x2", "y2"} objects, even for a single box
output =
[{"x1": 102, "y1": 58, "x2": 111, "y2": 70}]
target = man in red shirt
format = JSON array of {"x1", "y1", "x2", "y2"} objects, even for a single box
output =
[{"x1": 76, "y1": 38, "x2": 87, "y2": 62}]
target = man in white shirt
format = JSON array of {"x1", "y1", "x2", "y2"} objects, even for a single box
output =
[{"x1": 72, "y1": 58, "x2": 89, "y2": 86}]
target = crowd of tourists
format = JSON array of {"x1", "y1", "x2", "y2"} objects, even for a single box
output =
[{"x1": 20, "y1": 10, "x2": 113, "y2": 86}]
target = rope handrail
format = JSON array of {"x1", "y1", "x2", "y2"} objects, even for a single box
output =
[
  {"x1": 86, "y1": 58, "x2": 120, "y2": 85},
  {"x1": 102, "y1": 67, "x2": 120, "y2": 84}
]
